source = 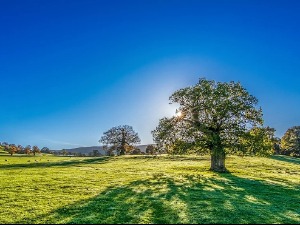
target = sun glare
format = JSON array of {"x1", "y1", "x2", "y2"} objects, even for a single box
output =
[{"x1": 176, "y1": 110, "x2": 182, "y2": 117}]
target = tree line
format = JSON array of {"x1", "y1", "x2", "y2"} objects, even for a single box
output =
[{"x1": 0, "y1": 143, "x2": 52, "y2": 156}]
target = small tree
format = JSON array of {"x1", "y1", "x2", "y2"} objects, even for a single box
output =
[
  {"x1": 130, "y1": 148, "x2": 142, "y2": 155},
  {"x1": 145, "y1": 145, "x2": 156, "y2": 155},
  {"x1": 17, "y1": 145, "x2": 24, "y2": 154},
  {"x1": 8, "y1": 144, "x2": 18, "y2": 156},
  {"x1": 281, "y1": 126, "x2": 300, "y2": 157},
  {"x1": 99, "y1": 125, "x2": 141, "y2": 155},
  {"x1": 93, "y1": 150, "x2": 100, "y2": 157},
  {"x1": 103, "y1": 145, "x2": 115, "y2": 156},
  {"x1": 41, "y1": 147, "x2": 50, "y2": 154},
  {"x1": 61, "y1": 149, "x2": 67, "y2": 156},
  {"x1": 32, "y1": 146, "x2": 41, "y2": 156},
  {"x1": 24, "y1": 145, "x2": 32, "y2": 155}
]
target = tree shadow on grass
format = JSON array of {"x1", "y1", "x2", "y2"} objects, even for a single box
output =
[
  {"x1": 20, "y1": 172, "x2": 300, "y2": 224},
  {"x1": 183, "y1": 173, "x2": 300, "y2": 223},
  {"x1": 271, "y1": 155, "x2": 300, "y2": 165},
  {"x1": 0, "y1": 157, "x2": 111, "y2": 169}
]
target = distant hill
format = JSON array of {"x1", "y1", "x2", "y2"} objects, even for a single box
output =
[
  {"x1": 55, "y1": 145, "x2": 153, "y2": 155},
  {"x1": 56, "y1": 146, "x2": 106, "y2": 155}
]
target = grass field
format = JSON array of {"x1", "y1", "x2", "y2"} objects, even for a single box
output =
[{"x1": 0, "y1": 153, "x2": 299, "y2": 224}]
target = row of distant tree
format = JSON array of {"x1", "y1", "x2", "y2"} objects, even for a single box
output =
[
  {"x1": 0, "y1": 143, "x2": 52, "y2": 156},
  {"x1": 57, "y1": 146, "x2": 157, "y2": 157},
  {"x1": 0, "y1": 141, "x2": 158, "y2": 157}
]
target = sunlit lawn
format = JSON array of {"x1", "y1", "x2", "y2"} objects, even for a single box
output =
[{"x1": 0, "y1": 153, "x2": 299, "y2": 224}]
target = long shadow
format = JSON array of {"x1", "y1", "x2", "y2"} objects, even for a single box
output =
[
  {"x1": 270, "y1": 155, "x2": 300, "y2": 165},
  {"x1": 18, "y1": 172, "x2": 300, "y2": 224},
  {"x1": 0, "y1": 156, "x2": 111, "y2": 169},
  {"x1": 183, "y1": 173, "x2": 300, "y2": 223}
]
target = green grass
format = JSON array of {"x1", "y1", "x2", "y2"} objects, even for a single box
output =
[{"x1": 0, "y1": 154, "x2": 299, "y2": 224}]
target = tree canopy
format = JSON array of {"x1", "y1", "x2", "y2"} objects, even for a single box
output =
[
  {"x1": 152, "y1": 78, "x2": 264, "y2": 172},
  {"x1": 281, "y1": 126, "x2": 300, "y2": 157},
  {"x1": 99, "y1": 125, "x2": 140, "y2": 155},
  {"x1": 32, "y1": 145, "x2": 41, "y2": 156},
  {"x1": 238, "y1": 126, "x2": 277, "y2": 157}
]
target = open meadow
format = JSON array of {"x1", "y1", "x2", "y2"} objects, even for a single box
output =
[{"x1": 0, "y1": 153, "x2": 299, "y2": 224}]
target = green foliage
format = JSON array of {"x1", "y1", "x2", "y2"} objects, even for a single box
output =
[
  {"x1": 100, "y1": 125, "x2": 140, "y2": 155},
  {"x1": 61, "y1": 149, "x2": 67, "y2": 156},
  {"x1": 41, "y1": 147, "x2": 51, "y2": 153},
  {"x1": 32, "y1": 145, "x2": 41, "y2": 156},
  {"x1": 165, "y1": 140, "x2": 209, "y2": 155},
  {"x1": 24, "y1": 145, "x2": 32, "y2": 155},
  {"x1": 152, "y1": 78, "x2": 263, "y2": 171},
  {"x1": 3, "y1": 144, "x2": 18, "y2": 156},
  {"x1": 0, "y1": 155, "x2": 299, "y2": 224},
  {"x1": 145, "y1": 145, "x2": 157, "y2": 155},
  {"x1": 0, "y1": 143, "x2": 50, "y2": 155},
  {"x1": 130, "y1": 148, "x2": 142, "y2": 155},
  {"x1": 281, "y1": 126, "x2": 300, "y2": 157},
  {"x1": 92, "y1": 150, "x2": 100, "y2": 157},
  {"x1": 235, "y1": 126, "x2": 276, "y2": 156}
]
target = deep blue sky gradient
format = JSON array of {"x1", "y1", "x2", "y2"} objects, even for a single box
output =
[{"x1": 1, "y1": 0, "x2": 299, "y2": 149}]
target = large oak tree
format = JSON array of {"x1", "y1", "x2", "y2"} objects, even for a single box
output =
[
  {"x1": 152, "y1": 78, "x2": 263, "y2": 172},
  {"x1": 99, "y1": 125, "x2": 141, "y2": 155}
]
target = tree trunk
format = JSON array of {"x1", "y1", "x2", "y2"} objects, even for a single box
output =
[
  {"x1": 210, "y1": 132, "x2": 227, "y2": 172},
  {"x1": 119, "y1": 146, "x2": 126, "y2": 155},
  {"x1": 120, "y1": 133, "x2": 126, "y2": 155},
  {"x1": 120, "y1": 138, "x2": 126, "y2": 155}
]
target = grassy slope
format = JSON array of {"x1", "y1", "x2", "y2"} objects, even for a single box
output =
[{"x1": 0, "y1": 154, "x2": 299, "y2": 224}]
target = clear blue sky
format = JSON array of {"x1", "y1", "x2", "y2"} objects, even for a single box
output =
[{"x1": 1, "y1": 0, "x2": 299, "y2": 150}]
